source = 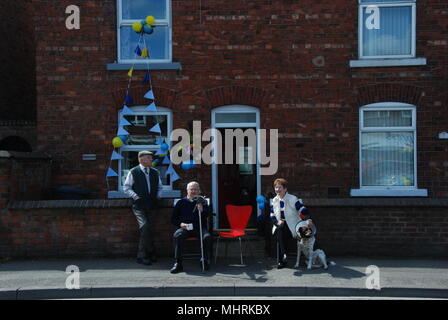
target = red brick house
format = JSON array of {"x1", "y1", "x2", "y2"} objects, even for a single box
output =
[{"x1": 1, "y1": 0, "x2": 447, "y2": 259}]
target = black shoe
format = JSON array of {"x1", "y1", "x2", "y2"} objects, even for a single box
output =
[
  {"x1": 137, "y1": 258, "x2": 152, "y2": 265},
  {"x1": 277, "y1": 261, "x2": 286, "y2": 269},
  {"x1": 170, "y1": 262, "x2": 183, "y2": 274}
]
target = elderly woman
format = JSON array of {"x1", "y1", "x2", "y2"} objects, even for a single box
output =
[{"x1": 270, "y1": 178, "x2": 312, "y2": 269}]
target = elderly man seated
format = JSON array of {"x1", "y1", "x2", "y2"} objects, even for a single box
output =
[{"x1": 170, "y1": 181, "x2": 211, "y2": 274}]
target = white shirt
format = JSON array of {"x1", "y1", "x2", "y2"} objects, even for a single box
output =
[{"x1": 123, "y1": 164, "x2": 163, "y2": 199}]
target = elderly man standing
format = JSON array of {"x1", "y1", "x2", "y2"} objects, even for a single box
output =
[
  {"x1": 123, "y1": 150, "x2": 163, "y2": 265},
  {"x1": 170, "y1": 181, "x2": 211, "y2": 274}
]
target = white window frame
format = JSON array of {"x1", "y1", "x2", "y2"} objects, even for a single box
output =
[
  {"x1": 117, "y1": 0, "x2": 172, "y2": 63},
  {"x1": 108, "y1": 106, "x2": 181, "y2": 198},
  {"x1": 358, "y1": 0, "x2": 416, "y2": 59},
  {"x1": 351, "y1": 102, "x2": 427, "y2": 197}
]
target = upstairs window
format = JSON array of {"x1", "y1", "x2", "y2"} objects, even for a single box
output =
[
  {"x1": 117, "y1": 0, "x2": 172, "y2": 63},
  {"x1": 359, "y1": 0, "x2": 416, "y2": 59}
]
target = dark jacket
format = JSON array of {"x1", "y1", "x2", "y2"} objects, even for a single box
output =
[
  {"x1": 171, "y1": 197, "x2": 210, "y2": 232},
  {"x1": 130, "y1": 166, "x2": 160, "y2": 210}
]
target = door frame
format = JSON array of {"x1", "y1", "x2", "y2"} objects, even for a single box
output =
[{"x1": 211, "y1": 105, "x2": 261, "y2": 229}]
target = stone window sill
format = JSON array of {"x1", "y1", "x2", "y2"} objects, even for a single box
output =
[
  {"x1": 106, "y1": 62, "x2": 182, "y2": 71},
  {"x1": 349, "y1": 58, "x2": 427, "y2": 68},
  {"x1": 350, "y1": 188, "x2": 428, "y2": 197}
]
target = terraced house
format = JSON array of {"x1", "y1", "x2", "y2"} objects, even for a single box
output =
[{"x1": 1, "y1": 0, "x2": 447, "y2": 259}]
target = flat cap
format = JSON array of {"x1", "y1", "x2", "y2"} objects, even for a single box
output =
[{"x1": 138, "y1": 150, "x2": 153, "y2": 158}]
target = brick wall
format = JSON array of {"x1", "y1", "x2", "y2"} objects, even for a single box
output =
[
  {"x1": 1, "y1": 198, "x2": 447, "y2": 259},
  {"x1": 30, "y1": 0, "x2": 447, "y2": 199},
  {"x1": 0, "y1": 151, "x2": 52, "y2": 208},
  {"x1": 309, "y1": 199, "x2": 448, "y2": 257},
  {"x1": 0, "y1": 199, "x2": 175, "y2": 259}
]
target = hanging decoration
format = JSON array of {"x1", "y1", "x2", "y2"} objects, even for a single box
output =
[{"x1": 106, "y1": 15, "x2": 181, "y2": 191}]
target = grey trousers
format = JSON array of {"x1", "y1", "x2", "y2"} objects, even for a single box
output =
[
  {"x1": 173, "y1": 228, "x2": 211, "y2": 261},
  {"x1": 132, "y1": 207, "x2": 155, "y2": 259}
]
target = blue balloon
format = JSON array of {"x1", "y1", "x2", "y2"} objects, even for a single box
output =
[
  {"x1": 259, "y1": 202, "x2": 265, "y2": 210},
  {"x1": 143, "y1": 25, "x2": 154, "y2": 34},
  {"x1": 160, "y1": 143, "x2": 169, "y2": 152},
  {"x1": 256, "y1": 195, "x2": 266, "y2": 203},
  {"x1": 181, "y1": 160, "x2": 196, "y2": 170},
  {"x1": 140, "y1": 19, "x2": 147, "y2": 25}
]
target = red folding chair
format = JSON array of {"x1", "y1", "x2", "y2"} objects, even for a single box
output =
[{"x1": 214, "y1": 204, "x2": 253, "y2": 265}]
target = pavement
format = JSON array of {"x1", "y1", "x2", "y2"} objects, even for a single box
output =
[{"x1": 1, "y1": 257, "x2": 448, "y2": 300}]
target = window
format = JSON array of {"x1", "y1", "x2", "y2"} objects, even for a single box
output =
[
  {"x1": 359, "y1": 0, "x2": 416, "y2": 59},
  {"x1": 117, "y1": 0, "x2": 171, "y2": 63},
  {"x1": 351, "y1": 103, "x2": 427, "y2": 196},
  {"x1": 117, "y1": 106, "x2": 174, "y2": 193}
]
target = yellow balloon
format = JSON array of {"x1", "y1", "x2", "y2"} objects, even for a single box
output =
[
  {"x1": 112, "y1": 137, "x2": 123, "y2": 148},
  {"x1": 132, "y1": 21, "x2": 143, "y2": 33},
  {"x1": 146, "y1": 15, "x2": 155, "y2": 26},
  {"x1": 151, "y1": 161, "x2": 157, "y2": 167}
]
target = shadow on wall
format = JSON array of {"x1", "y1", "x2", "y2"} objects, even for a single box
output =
[{"x1": 0, "y1": 136, "x2": 32, "y2": 152}]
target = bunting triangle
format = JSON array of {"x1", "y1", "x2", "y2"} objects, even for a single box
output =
[
  {"x1": 127, "y1": 67, "x2": 134, "y2": 77},
  {"x1": 155, "y1": 137, "x2": 164, "y2": 145},
  {"x1": 124, "y1": 94, "x2": 134, "y2": 105},
  {"x1": 122, "y1": 105, "x2": 134, "y2": 115},
  {"x1": 144, "y1": 102, "x2": 157, "y2": 112},
  {"x1": 134, "y1": 45, "x2": 142, "y2": 56},
  {"x1": 106, "y1": 168, "x2": 118, "y2": 177},
  {"x1": 166, "y1": 164, "x2": 175, "y2": 175},
  {"x1": 117, "y1": 127, "x2": 129, "y2": 136},
  {"x1": 111, "y1": 151, "x2": 124, "y2": 160},
  {"x1": 144, "y1": 90, "x2": 155, "y2": 100},
  {"x1": 142, "y1": 71, "x2": 150, "y2": 83},
  {"x1": 170, "y1": 170, "x2": 181, "y2": 183},
  {"x1": 141, "y1": 48, "x2": 148, "y2": 58},
  {"x1": 149, "y1": 123, "x2": 161, "y2": 133},
  {"x1": 119, "y1": 116, "x2": 132, "y2": 126},
  {"x1": 162, "y1": 156, "x2": 171, "y2": 165}
]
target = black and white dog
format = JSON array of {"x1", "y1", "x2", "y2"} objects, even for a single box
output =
[{"x1": 294, "y1": 220, "x2": 333, "y2": 270}]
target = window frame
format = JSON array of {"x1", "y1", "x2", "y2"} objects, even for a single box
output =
[
  {"x1": 117, "y1": 0, "x2": 172, "y2": 63},
  {"x1": 358, "y1": 0, "x2": 416, "y2": 59},
  {"x1": 358, "y1": 102, "x2": 418, "y2": 191},
  {"x1": 117, "y1": 106, "x2": 173, "y2": 192}
]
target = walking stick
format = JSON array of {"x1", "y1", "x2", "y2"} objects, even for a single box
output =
[{"x1": 197, "y1": 205, "x2": 205, "y2": 273}]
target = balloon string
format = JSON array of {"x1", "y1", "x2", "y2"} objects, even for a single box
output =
[{"x1": 142, "y1": 32, "x2": 163, "y2": 142}]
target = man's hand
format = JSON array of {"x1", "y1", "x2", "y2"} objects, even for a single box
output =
[
  {"x1": 197, "y1": 203, "x2": 203, "y2": 212},
  {"x1": 278, "y1": 220, "x2": 285, "y2": 226},
  {"x1": 180, "y1": 223, "x2": 188, "y2": 229},
  {"x1": 133, "y1": 195, "x2": 140, "y2": 201}
]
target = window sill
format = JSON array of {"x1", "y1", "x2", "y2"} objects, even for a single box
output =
[
  {"x1": 349, "y1": 58, "x2": 427, "y2": 68},
  {"x1": 108, "y1": 189, "x2": 181, "y2": 199},
  {"x1": 350, "y1": 188, "x2": 428, "y2": 197},
  {"x1": 106, "y1": 62, "x2": 182, "y2": 71}
]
